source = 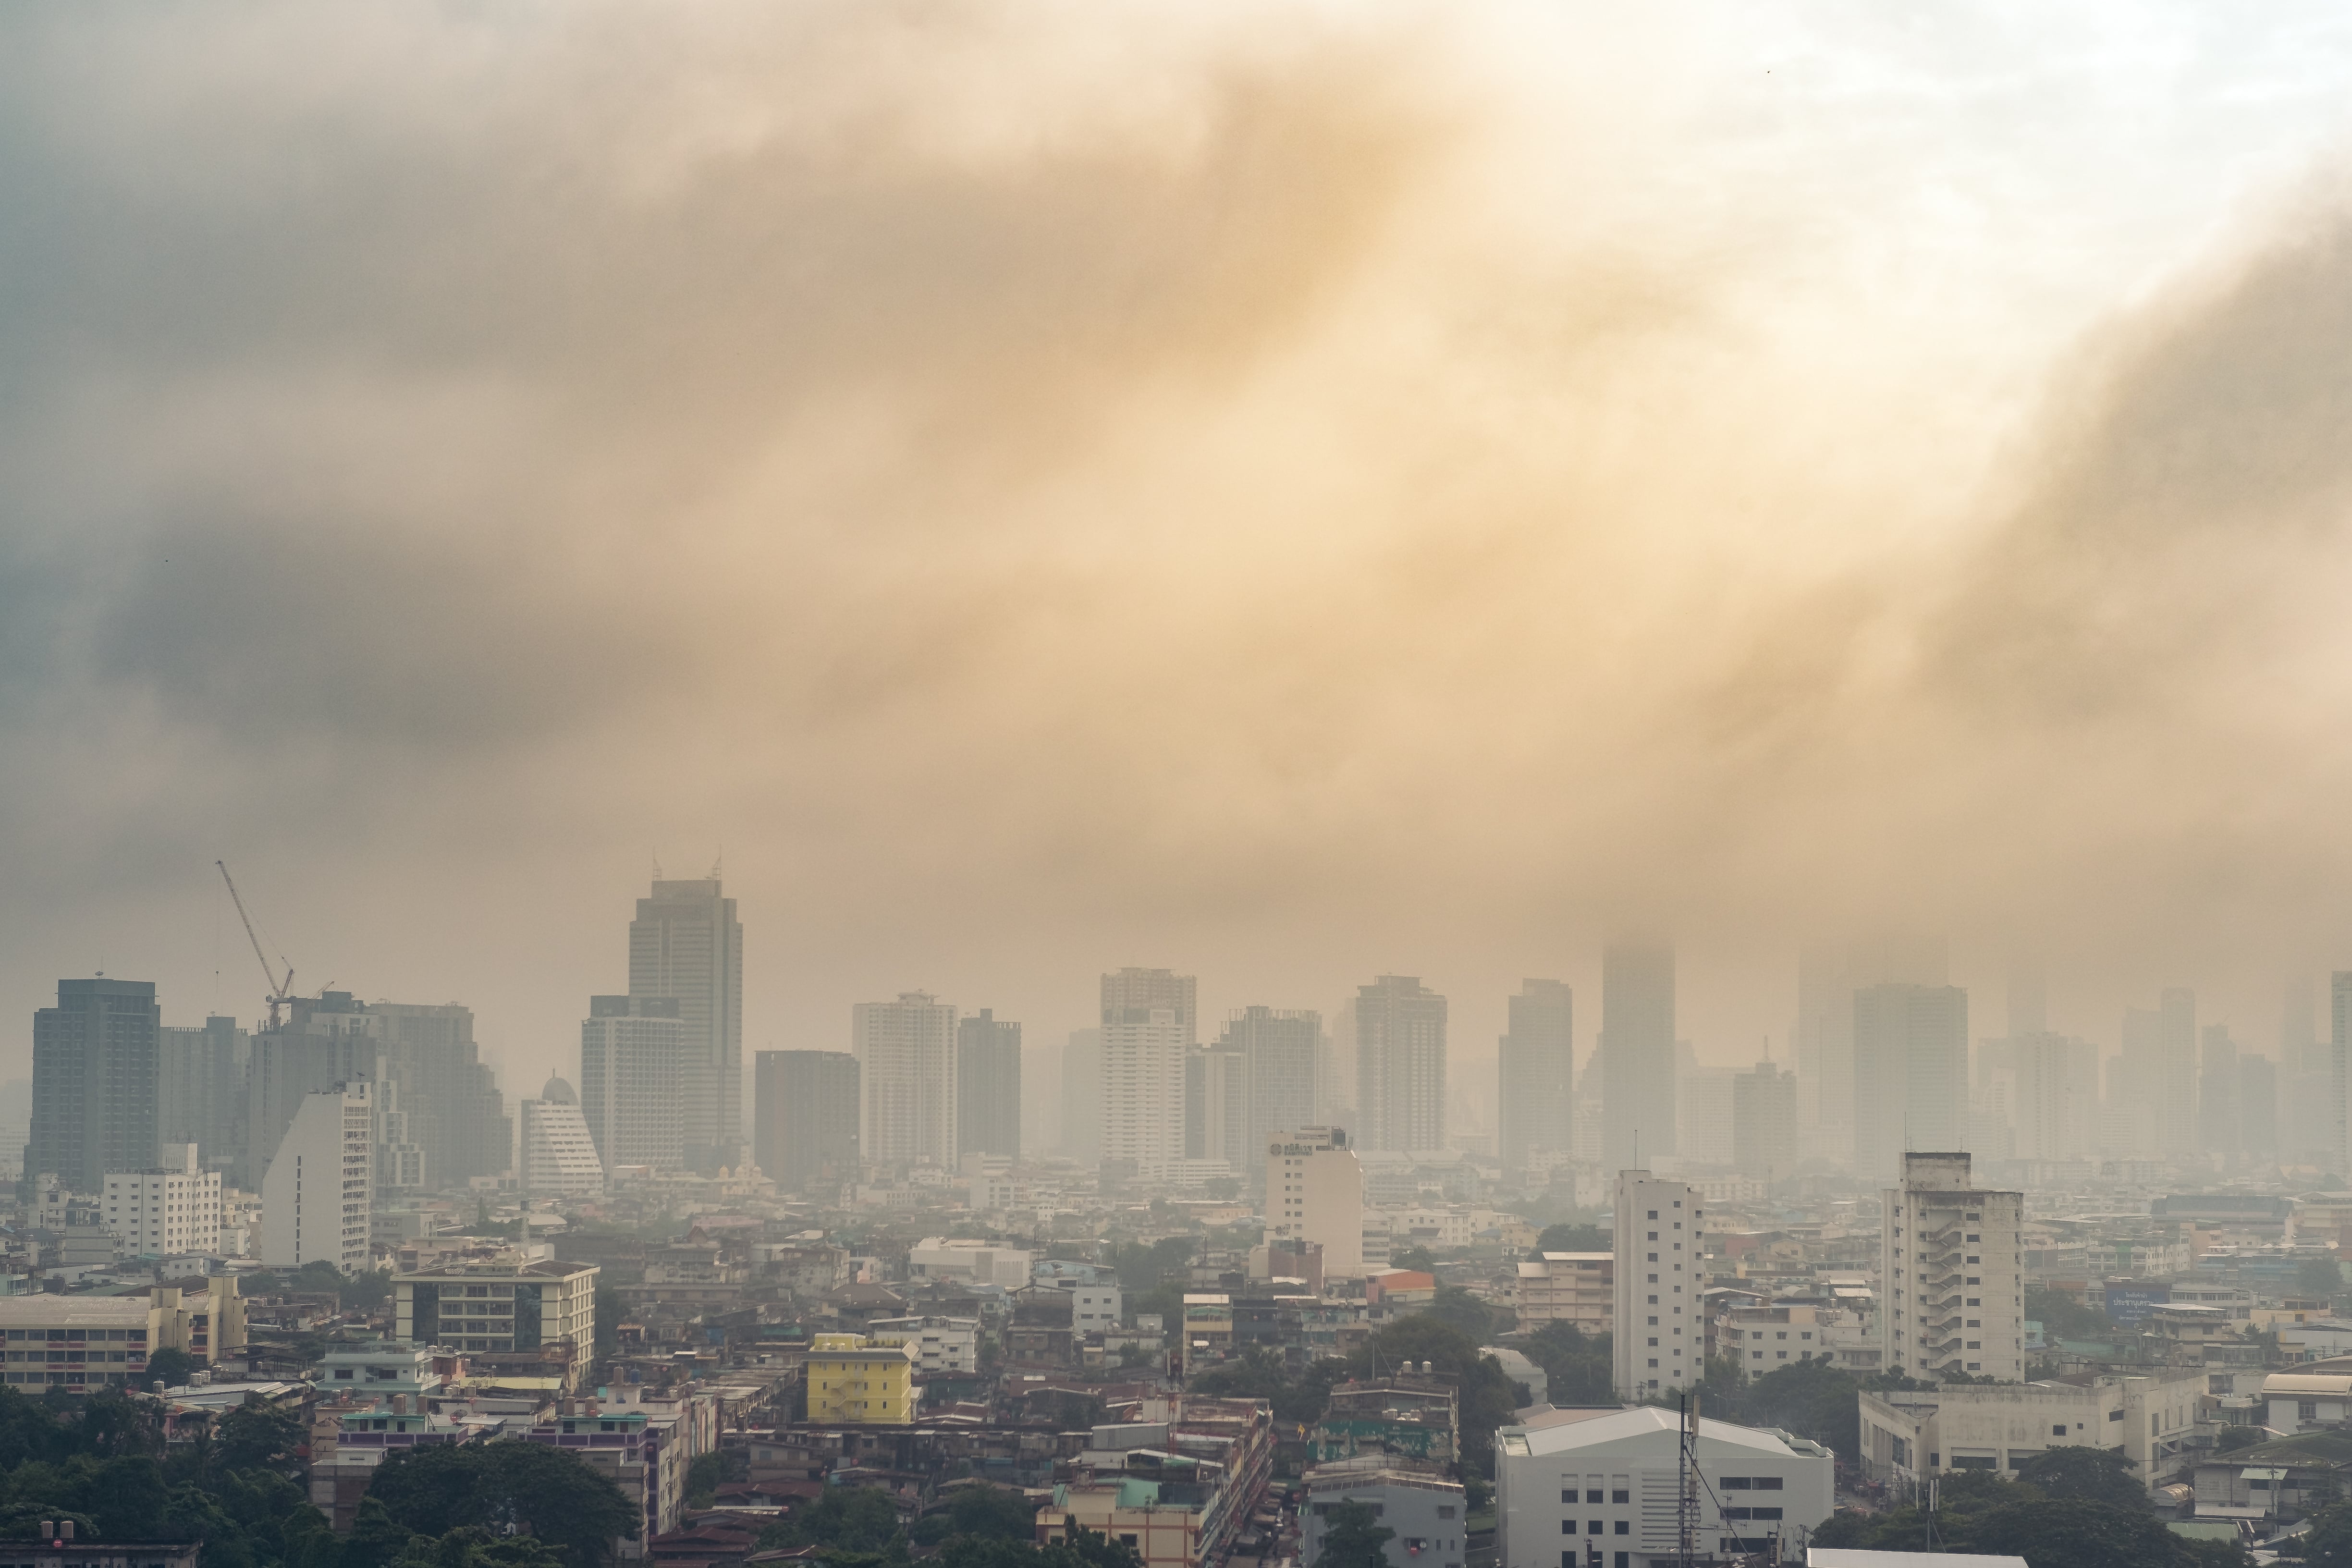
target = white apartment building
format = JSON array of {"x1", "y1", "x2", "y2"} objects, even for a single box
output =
[
  {"x1": 1614, "y1": 1170, "x2": 1704, "y2": 1399},
  {"x1": 1879, "y1": 1152, "x2": 2025, "y2": 1382},
  {"x1": 103, "y1": 1144, "x2": 222, "y2": 1259},
  {"x1": 1495, "y1": 1406, "x2": 1833, "y2": 1568},
  {"x1": 854, "y1": 992, "x2": 958, "y2": 1169},
  {"x1": 1071, "y1": 1283, "x2": 1123, "y2": 1334},
  {"x1": 517, "y1": 1078, "x2": 605, "y2": 1195},
  {"x1": 1102, "y1": 1006, "x2": 1187, "y2": 1181},
  {"x1": 580, "y1": 996, "x2": 689, "y2": 1172},
  {"x1": 262, "y1": 1081, "x2": 373, "y2": 1271},
  {"x1": 1516, "y1": 1252, "x2": 1612, "y2": 1335},
  {"x1": 1268, "y1": 1127, "x2": 1366, "y2": 1279},
  {"x1": 907, "y1": 1237, "x2": 1032, "y2": 1287},
  {"x1": 867, "y1": 1314, "x2": 980, "y2": 1374}
]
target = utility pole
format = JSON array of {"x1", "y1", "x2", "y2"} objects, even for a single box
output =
[{"x1": 1678, "y1": 1393, "x2": 1700, "y2": 1566}]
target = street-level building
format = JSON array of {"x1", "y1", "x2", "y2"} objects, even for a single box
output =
[
  {"x1": 0, "y1": 1278, "x2": 245, "y2": 1390},
  {"x1": 1517, "y1": 1252, "x2": 1612, "y2": 1335},
  {"x1": 1495, "y1": 1406, "x2": 1833, "y2": 1568},
  {"x1": 1856, "y1": 1369, "x2": 2205, "y2": 1489},
  {"x1": 806, "y1": 1332, "x2": 916, "y2": 1424},
  {"x1": 865, "y1": 1315, "x2": 980, "y2": 1375},
  {"x1": 393, "y1": 1257, "x2": 598, "y2": 1390},
  {"x1": 1303, "y1": 1458, "x2": 1465, "y2": 1568}
]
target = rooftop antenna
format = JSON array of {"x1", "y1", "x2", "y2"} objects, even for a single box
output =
[
  {"x1": 652, "y1": 853, "x2": 664, "y2": 880},
  {"x1": 710, "y1": 846, "x2": 722, "y2": 880}
]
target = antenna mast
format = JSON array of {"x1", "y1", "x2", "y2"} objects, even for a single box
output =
[
  {"x1": 1678, "y1": 1393, "x2": 1699, "y2": 1566},
  {"x1": 215, "y1": 861, "x2": 296, "y2": 1029}
]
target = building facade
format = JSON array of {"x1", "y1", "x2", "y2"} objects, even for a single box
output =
[
  {"x1": 261, "y1": 1081, "x2": 373, "y2": 1271},
  {"x1": 1497, "y1": 980, "x2": 1572, "y2": 1174},
  {"x1": 1268, "y1": 1127, "x2": 1365, "y2": 1279},
  {"x1": 628, "y1": 876, "x2": 744, "y2": 1174},
  {"x1": 1102, "y1": 1007, "x2": 1187, "y2": 1181},
  {"x1": 1851, "y1": 984, "x2": 1969, "y2": 1183},
  {"x1": 517, "y1": 1078, "x2": 605, "y2": 1194},
  {"x1": 805, "y1": 1332, "x2": 916, "y2": 1424},
  {"x1": 1355, "y1": 977, "x2": 1447, "y2": 1153},
  {"x1": 29, "y1": 977, "x2": 162, "y2": 1195},
  {"x1": 1613, "y1": 1169, "x2": 1703, "y2": 1399},
  {"x1": 581, "y1": 995, "x2": 688, "y2": 1172},
  {"x1": 1879, "y1": 1151, "x2": 2025, "y2": 1382},
  {"x1": 855, "y1": 992, "x2": 958, "y2": 1169},
  {"x1": 0, "y1": 1279, "x2": 247, "y2": 1391},
  {"x1": 1598, "y1": 943, "x2": 1676, "y2": 1174},
  {"x1": 1515, "y1": 1252, "x2": 1612, "y2": 1335},
  {"x1": 1218, "y1": 1006, "x2": 1320, "y2": 1161},
  {"x1": 158, "y1": 1015, "x2": 249, "y2": 1185},
  {"x1": 752, "y1": 1049, "x2": 860, "y2": 1192},
  {"x1": 394, "y1": 1258, "x2": 599, "y2": 1378},
  {"x1": 1731, "y1": 1062, "x2": 1796, "y2": 1182},
  {"x1": 102, "y1": 1145, "x2": 222, "y2": 1259},
  {"x1": 955, "y1": 1010, "x2": 1022, "y2": 1160}
]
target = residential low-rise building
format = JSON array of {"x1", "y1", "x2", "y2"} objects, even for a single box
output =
[
  {"x1": 866, "y1": 1315, "x2": 980, "y2": 1375},
  {"x1": 1857, "y1": 1370, "x2": 2207, "y2": 1488},
  {"x1": 1311, "y1": 1374, "x2": 1458, "y2": 1468},
  {"x1": 0, "y1": 1278, "x2": 245, "y2": 1391},
  {"x1": 806, "y1": 1332, "x2": 916, "y2": 1424},
  {"x1": 1042, "y1": 1398, "x2": 1274, "y2": 1568},
  {"x1": 393, "y1": 1256, "x2": 599, "y2": 1388},
  {"x1": 1302, "y1": 1458, "x2": 1465, "y2": 1568},
  {"x1": 908, "y1": 1238, "x2": 1032, "y2": 1287},
  {"x1": 103, "y1": 1147, "x2": 223, "y2": 1260},
  {"x1": 1516, "y1": 1253, "x2": 1612, "y2": 1334}
]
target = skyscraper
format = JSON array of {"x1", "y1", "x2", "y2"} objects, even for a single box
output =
[
  {"x1": 1184, "y1": 1041, "x2": 1251, "y2": 1171},
  {"x1": 2198, "y1": 1025, "x2": 2240, "y2": 1158},
  {"x1": 1600, "y1": 942, "x2": 1676, "y2": 1173},
  {"x1": 1216, "y1": 1006, "x2": 1321, "y2": 1160},
  {"x1": 247, "y1": 994, "x2": 380, "y2": 1186},
  {"x1": 2331, "y1": 972, "x2": 2352, "y2": 1176},
  {"x1": 1060, "y1": 1028, "x2": 1103, "y2": 1161},
  {"x1": 158, "y1": 1014, "x2": 249, "y2": 1184},
  {"x1": 370, "y1": 1000, "x2": 510, "y2": 1187},
  {"x1": 1851, "y1": 983, "x2": 1968, "y2": 1183},
  {"x1": 628, "y1": 877, "x2": 744, "y2": 1174},
  {"x1": 2240, "y1": 1053, "x2": 2279, "y2": 1156},
  {"x1": 1101, "y1": 1005, "x2": 1186, "y2": 1179},
  {"x1": 854, "y1": 992, "x2": 957, "y2": 1168},
  {"x1": 29, "y1": 978, "x2": 162, "y2": 1195},
  {"x1": 955, "y1": 1010, "x2": 1022, "y2": 1160},
  {"x1": 2158, "y1": 987, "x2": 2198, "y2": 1157},
  {"x1": 579, "y1": 995, "x2": 689, "y2": 1171},
  {"x1": 1265, "y1": 1126, "x2": 1364, "y2": 1279},
  {"x1": 1354, "y1": 975, "x2": 1447, "y2": 1152},
  {"x1": 1732, "y1": 1061, "x2": 1796, "y2": 1181},
  {"x1": 516, "y1": 1078, "x2": 605, "y2": 1195},
  {"x1": 1496, "y1": 979, "x2": 1573, "y2": 1173},
  {"x1": 753, "y1": 1050, "x2": 860, "y2": 1192},
  {"x1": 1102, "y1": 968, "x2": 1197, "y2": 1044}
]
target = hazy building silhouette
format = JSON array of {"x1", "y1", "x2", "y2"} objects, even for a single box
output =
[
  {"x1": 29, "y1": 978, "x2": 161, "y2": 1195},
  {"x1": 1217, "y1": 1005, "x2": 1320, "y2": 1159},
  {"x1": 1851, "y1": 983, "x2": 1968, "y2": 1182},
  {"x1": 2332, "y1": 972, "x2": 2352, "y2": 1175},
  {"x1": 580, "y1": 994, "x2": 687, "y2": 1172},
  {"x1": 1185, "y1": 1040, "x2": 1250, "y2": 1171},
  {"x1": 158, "y1": 1014, "x2": 249, "y2": 1185},
  {"x1": 2158, "y1": 988, "x2": 2198, "y2": 1157},
  {"x1": 1060, "y1": 1028, "x2": 1102, "y2": 1161},
  {"x1": 754, "y1": 1049, "x2": 860, "y2": 1192},
  {"x1": 955, "y1": 1009, "x2": 1022, "y2": 1160},
  {"x1": 2199, "y1": 1025, "x2": 2241, "y2": 1158},
  {"x1": 369, "y1": 999, "x2": 510, "y2": 1186},
  {"x1": 628, "y1": 876, "x2": 743, "y2": 1174},
  {"x1": 1600, "y1": 942, "x2": 1676, "y2": 1172},
  {"x1": 1732, "y1": 1060, "x2": 1796, "y2": 1181},
  {"x1": 2240, "y1": 1053, "x2": 2278, "y2": 1156},
  {"x1": 1353, "y1": 975, "x2": 1447, "y2": 1152},
  {"x1": 854, "y1": 992, "x2": 957, "y2": 1169},
  {"x1": 1497, "y1": 979, "x2": 1573, "y2": 1173},
  {"x1": 248, "y1": 994, "x2": 381, "y2": 1188},
  {"x1": 1102, "y1": 968, "x2": 1197, "y2": 1043},
  {"x1": 1793, "y1": 945, "x2": 1852, "y2": 1164}
]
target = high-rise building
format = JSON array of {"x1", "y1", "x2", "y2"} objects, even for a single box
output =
[
  {"x1": 29, "y1": 978, "x2": 162, "y2": 1195},
  {"x1": 1600, "y1": 943, "x2": 1676, "y2": 1173},
  {"x1": 2240, "y1": 1054, "x2": 2278, "y2": 1157},
  {"x1": 158, "y1": 1015, "x2": 249, "y2": 1186},
  {"x1": 1354, "y1": 976, "x2": 1447, "y2": 1152},
  {"x1": 1878, "y1": 1151, "x2": 2024, "y2": 1382},
  {"x1": 1732, "y1": 1062, "x2": 1796, "y2": 1181},
  {"x1": 2199, "y1": 1025, "x2": 2241, "y2": 1158},
  {"x1": 1060, "y1": 1028, "x2": 1102, "y2": 1161},
  {"x1": 103, "y1": 1144, "x2": 222, "y2": 1259},
  {"x1": 753, "y1": 1050, "x2": 860, "y2": 1192},
  {"x1": 516, "y1": 1078, "x2": 604, "y2": 1195},
  {"x1": 1184, "y1": 1041, "x2": 1250, "y2": 1172},
  {"x1": 579, "y1": 995, "x2": 688, "y2": 1172},
  {"x1": 2158, "y1": 988, "x2": 2198, "y2": 1158},
  {"x1": 1265, "y1": 1126, "x2": 1364, "y2": 1278},
  {"x1": 1793, "y1": 945, "x2": 1852, "y2": 1162},
  {"x1": 1613, "y1": 1169, "x2": 1703, "y2": 1399},
  {"x1": 1996, "y1": 1032, "x2": 2099, "y2": 1162},
  {"x1": 854, "y1": 992, "x2": 957, "y2": 1169},
  {"x1": 247, "y1": 994, "x2": 381, "y2": 1187},
  {"x1": 1677, "y1": 1067, "x2": 1735, "y2": 1164},
  {"x1": 368, "y1": 1000, "x2": 511, "y2": 1187},
  {"x1": 1496, "y1": 980, "x2": 1572, "y2": 1173},
  {"x1": 1851, "y1": 984, "x2": 1968, "y2": 1183},
  {"x1": 261, "y1": 1081, "x2": 372, "y2": 1271},
  {"x1": 1102, "y1": 968, "x2": 1196, "y2": 1044},
  {"x1": 1217, "y1": 1006, "x2": 1321, "y2": 1159},
  {"x1": 2333, "y1": 973, "x2": 2352, "y2": 1176},
  {"x1": 1102, "y1": 1006, "x2": 1186, "y2": 1180},
  {"x1": 955, "y1": 1010, "x2": 1022, "y2": 1160},
  {"x1": 628, "y1": 877, "x2": 744, "y2": 1174}
]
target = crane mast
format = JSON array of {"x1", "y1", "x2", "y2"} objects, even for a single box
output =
[{"x1": 215, "y1": 860, "x2": 295, "y2": 1029}]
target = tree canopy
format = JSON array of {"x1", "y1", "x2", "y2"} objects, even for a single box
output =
[
  {"x1": 368, "y1": 1441, "x2": 637, "y2": 1568},
  {"x1": 1316, "y1": 1502, "x2": 1395, "y2": 1568}
]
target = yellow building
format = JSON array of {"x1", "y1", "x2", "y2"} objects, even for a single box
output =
[{"x1": 805, "y1": 1332, "x2": 917, "y2": 1424}]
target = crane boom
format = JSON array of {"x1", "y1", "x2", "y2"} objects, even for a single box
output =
[{"x1": 215, "y1": 860, "x2": 295, "y2": 1028}]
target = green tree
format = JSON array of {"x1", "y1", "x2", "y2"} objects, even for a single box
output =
[
  {"x1": 143, "y1": 1349, "x2": 198, "y2": 1391},
  {"x1": 344, "y1": 1497, "x2": 417, "y2": 1568},
  {"x1": 2026, "y1": 1286, "x2": 2117, "y2": 1343},
  {"x1": 761, "y1": 1486, "x2": 902, "y2": 1554},
  {"x1": 2302, "y1": 1257, "x2": 2346, "y2": 1299},
  {"x1": 1423, "y1": 1287, "x2": 1502, "y2": 1342},
  {"x1": 1317, "y1": 1501, "x2": 1394, "y2": 1568},
  {"x1": 95, "y1": 1455, "x2": 169, "y2": 1540},
  {"x1": 2215, "y1": 1425, "x2": 2266, "y2": 1452},
  {"x1": 369, "y1": 1442, "x2": 636, "y2": 1568},
  {"x1": 2294, "y1": 1499, "x2": 2352, "y2": 1566},
  {"x1": 945, "y1": 1486, "x2": 1039, "y2": 1542},
  {"x1": 2012, "y1": 1446, "x2": 2150, "y2": 1513},
  {"x1": 1534, "y1": 1225, "x2": 1607, "y2": 1254},
  {"x1": 1968, "y1": 1497, "x2": 2192, "y2": 1568},
  {"x1": 217, "y1": 1396, "x2": 303, "y2": 1473},
  {"x1": 1390, "y1": 1248, "x2": 1438, "y2": 1274}
]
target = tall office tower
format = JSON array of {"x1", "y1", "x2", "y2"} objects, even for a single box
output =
[
  {"x1": 261, "y1": 1080, "x2": 373, "y2": 1271},
  {"x1": 2241, "y1": 1054, "x2": 2280, "y2": 1159},
  {"x1": 1185, "y1": 1041, "x2": 1251, "y2": 1170},
  {"x1": 2002, "y1": 1033, "x2": 2098, "y2": 1162},
  {"x1": 29, "y1": 978, "x2": 162, "y2": 1196},
  {"x1": 955, "y1": 1010, "x2": 1023, "y2": 1160},
  {"x1": 2006, "y1": 960, "x2": 2047, "y2": 1037},
  {"x1": 103, "y1": 1144, "x2": 222, "y2": 1260},
  {"x1": 1732, "y1": 1061, "x2": 1796, "y2": 1181},
  {"x1": 1101, "y1": 1006, "x2": 1186, "y2": 1179},
  {"x1": 1850, "y1": 983, "x2": 1968, "y2": 1184},
  {"x1": 369, "y1": 1001, "x2": 511, "y2": 1186},
  {"x1": 1677, "y1": 1068, "x2": 1735, "y2": 1163},
  {"x1": 158, "y1": 1015, "x2": 249, "y2": 1182},
  {"x1": 1878, "y1": 1151, "x2": 2024, "y2": 1382},
  {"x1": 2199, "y1": 1026, "x2": 2241, "y2": 1158},
  {"x1": 1353, "y1": 975, "x2": 1447, "y2": 1152},
  {"x1": 2333, "y1": 973, "x2": 2352, "y2": 1177},
  {"x1": 1265, "y1": 1126, "x2": 1364, "y2": 1278},
  {"x1": 1217, "y1": 1006, "x2": 1320, "y2": 1159},
  {"x1": 2157, "y1": 988, "x2": 2198, "y2": 1157},
  {"x1": 579, "y1": 995, "x2": 688, "y2": 1171},
  {"x1": 1102, "y1": 968, "x2": 1197, "y2": 1044},
  {"x1": 1061, "y1": 1029, "x2": 1103, "y2": 1160},
  {"x1": 753, "y1": 1050, "x2": 861, "y2": 1192},
  {"x1": 2119, "y1": 1004, "x2": 2162, "y2": 1155},
  {"x1": 516, "y1": 1078, "x2": 605, "y2": 1195},
  {"x1": 2286, "y1": 978, "x2": 2332, "y2": 1163},
  {"x1": 1613, "y1": 1169, "x2": 1703, "y2": 1399},
  {"x1": 628, "y1": 876, "x2": 744, "y2": 1174},
  {"x1": 853, "y1": 992, "x2": 957, "y2": 1169},
  {"x1": 1496, "y1": 980, "x2": 1573, "y2": 1173},
  {"x1": 1600, "y1": 943, "x2": 1677, "y2": 1172},
  {"x1": 246, "y1": 998, "x2": 381, "y2": 1190},
  {"x1": 1323, "y1": 999, "x2": 1355, "y2": 1129},
  {"x1": 1792, "y1": 946, "x2": 1851, "y2": 1160}
]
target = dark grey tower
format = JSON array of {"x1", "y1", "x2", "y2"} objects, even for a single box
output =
[
  {"x1": 1497, "y1": 979, "x2": 1573, "y2": 1172},
  {"x1": 1355, "y1": 975, "x2": 1447, "y2": 1152},
  {"x1": 29, "y1": 978, "x2": 161, "y2": 1194},
  {"x1": 955, "y1": 1010, "x2": 1023, "y2": 1160},
  {"x1": 630, "y1": 877, "x2": 744, "y2": 1174},
  {"x1": 753, "y1": 1050, "x2": 860, "y2": 1192}
]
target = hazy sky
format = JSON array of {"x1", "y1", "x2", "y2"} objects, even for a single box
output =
[{"x1": 9, "y1": 1, "x2": 2352, "y2": 1117}]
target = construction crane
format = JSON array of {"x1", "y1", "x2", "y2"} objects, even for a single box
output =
[{"x1": 215, "y1": 860, "x2": 296, "y2": 1029}]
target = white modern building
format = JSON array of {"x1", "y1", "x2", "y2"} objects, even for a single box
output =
[
  {"x1": 1856, "y1": 1369, "x2": 2204, "y2": 1488},
  {"x1": 516, "y1": 1078, "x2": 605, "y2": 1195},
  {"x1": 580, "y1": 995, "x2": 689, "y2": 1173},
  {"x1": 907, "y1": 1237, "x2": 1032, "y2": 1287},
  {"x1": 1879, "y1": 1152, "x2": 2025, "y2": 1382},
  {"x1": 1614, "y1": 1169, "x2": 1704, "y2": 1399},
  {"x1": 627, "y1": 875, "x2": 745, "y2": 1173},
  {"x1": 1102, "y1": 1005, "x2": 1187, "y2": 1180},
  {"x1": 855, "y1": 992, "x2": 958, "y2": 1169},
  {"x1": 262, "y1": 1081, "x2": 373, "y2": 1271},
  {"x1": 1495, "y1": 1405, "x2": 1834, "y2": 1568},
  {"x1": 1071, "y1": 1283, "x2": 1123, "y2": 1335},
  {"x1": 1268, "y1": 1127, "x2": 1366, "y2": 1279},
  {"x1": 1304, "y1": 1458, "x2": 1466, "y2": 1568},
  {"x1": 867, "y1": 1314, "x2": 981, "y2": 1374},
  {"x1": 103, "y1": 1144, "x2": 222, "y2": 1259}
]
